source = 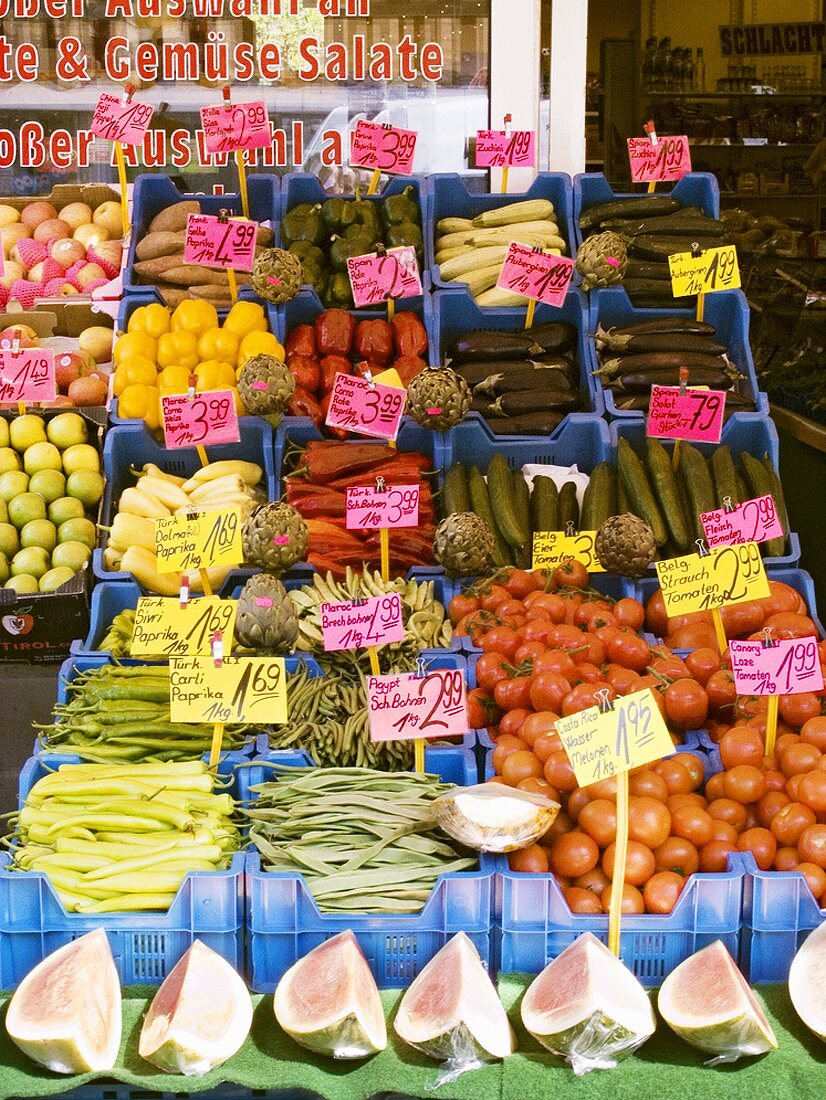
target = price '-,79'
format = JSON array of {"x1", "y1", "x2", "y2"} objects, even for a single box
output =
[{"x1": 170, "y1": 655, "x2": 287, "y2": 725}]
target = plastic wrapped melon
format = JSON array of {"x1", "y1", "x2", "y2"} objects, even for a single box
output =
[{"x1": 434, "y1": 782, "x2": 559, "y2": 852}]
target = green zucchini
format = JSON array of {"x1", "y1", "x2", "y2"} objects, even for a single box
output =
[
  {"x1": 581, "y1": 463, "x2": 616, "y2": 531},
  {"x1": 578, "y1": 195, "x2": 681, "y2": 230},
  {"x1": 511, "y1": 469, "x2": 532, "y2": 567},
  {"x1": 530, "y1": 475, "x2": 558, "y2": 536},
  {"x1": 709, "y1": 446, "x2": 741, "y2": 510},
  {"x1": 486, "y1": 454, "x2": 528, "y2": 550},
  {"x1": 645, "y1": 438, "x2": 691, "y2": 550},
  {"x1": 558, "y1": 481, "x2": 580, "y2": 534},
  {"x1": 443, "y1": 462, "x2": 470, "y2": 516},
  {"x1": 678, "y1": 443, "x2": 717, "y2": 542},
  {"x1": 467, "y1": 466, "x2": 512, "y2": 567},
  {"x1": 617, "y1": 437, "x2": 667, "y2": 547}
]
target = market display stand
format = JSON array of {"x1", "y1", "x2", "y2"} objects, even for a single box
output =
[{"x1": 772, "y1": 405, "x2": 826, "y2": 597}]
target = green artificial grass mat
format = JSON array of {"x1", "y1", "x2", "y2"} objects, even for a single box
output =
[{"x1": 0, "y1": 977, "x2": 823, "y2": 1099}]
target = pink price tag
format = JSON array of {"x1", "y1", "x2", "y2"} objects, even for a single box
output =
[
  {"x1": 0, "y1": 347, "x2": 55, "y2": 404},
  {"x1": 161, "y1": 388, "x2": 240, "y2": 449},
  {"x1": 345, "y1": 484, "x2": 420, "y2": 530},
  {"x1": 321, "y1": 593, "x2": 404, "y2": 652},
  {"x1": 350, "y1": 120, "x2": 417, "y2": 175},
  {"x1": 627, "y1": 135, "x2": 691, "y2": 182},
  {"x1": 475, "y1": 129, "x2": 536, "y2": 168},
  {"x1": 326, "y1": 373, "x2": 406, "y2": 441},
  {"x1": 367, "y1": 668, "x2": 468, "y2": 742},
  {"x1": 91, "y1": 92, "x2": 154, "y2": 146},
  {"x1": 700, "y1": 494, "x2": 785, "y2": 550},
  {"x1": 200, "y1": 101, "x2": 271, "y2": 154},
  {"x1": 729, "y1": 637, "x2": 824, "y2": 697},
  {"x1": 497, "y1": 243, "x2": 574, "y2": 307},
  {"x1": 184, "y1": 214, "x2": 257, "y2": 272},
  {"x1": 647, "y1": 386, "x2": 726, "y2": 443},
  {"x1": 346, "y1": 247, "x2": 422, "y2": 308}
]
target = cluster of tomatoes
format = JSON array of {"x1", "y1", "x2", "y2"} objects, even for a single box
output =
[{"x1": 454, "y1": 564, "x2": 826, "y2": 916}]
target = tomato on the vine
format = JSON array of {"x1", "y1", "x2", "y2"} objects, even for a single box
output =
[
  {"x1": 466, "y1": 688, "x2": 500, "y2": 729},
  {"x1": 664, "y1": 678, "x2": 709, "y2": 730},
  {"x1": 449, "y1": 592, "x2": 479, "y2": 625},
  {"x1": 503, "y1": 568, "x2": 539, "y2": 600},
  {"x1": 494, "y1": 675, "x2": 533, "y2": 712},
  {"x1": 475, "y1": 652, "x2": 510, "y2": 693},
  {"x1": 553, "y1": 559, "x2": 589, "y2": 589},
  {"x1": 606, "y1": 632, "x2": 651, "y2": 673},
  {"x1": 529, "y1": 672, "x2": 570, "y2": 713},
  {"x1": 614, "y1": 598, "x2": 645, "y2": 632}
]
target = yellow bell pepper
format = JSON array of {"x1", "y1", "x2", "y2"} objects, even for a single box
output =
[
  {"x1": 194, "y1": 360, "x2": 237, "y2": 391},
  {"x1": 237, "y1": 330, "x2": 284, "y2": 368},
  {"x1": 158, "y1": 364, "x2": 193, "y2": 395},
  {"x1": 157, "y1": 330, "x2": 199, "y2": 371},
  {"x1": 112, "y1": 355, "x2": 157, "y2": 397},
  {"x1": 127, "y1": 303, "x2": 171, "y2": 340},
  {"x1": 170, "y1": 300, "x2": 219, "y2": 339},
  {"x1": 113, "y1": 331, "x2": 157, "y2": 366},
  {"x1": 229, "y1": 386, "x2": 245, "y2": 416},
  {"x1": 119, "y1": 383, "x2": 160, "y2": 430},
  {"x1": 197, "y1": 326, "x2": 239, "y2": 366},
  {"x1": 222, "y1": 300, "x2": 267, "y2": 339}
]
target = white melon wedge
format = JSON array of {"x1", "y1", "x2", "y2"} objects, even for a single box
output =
[{"x1": 789, "y1": 919, "x2": 826, "y2": 1041}]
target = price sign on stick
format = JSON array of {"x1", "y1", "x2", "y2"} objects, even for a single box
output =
[
  {"x1": 321, "y1": 594, "x2": 404, "y2": 652},
  {"x1": 161, "y1": 389, "x2": 240, "y2": 449},
  {"x1": 367, "y1": 668, "x2": 468, "y2": 742},
  {"x1": 325, "y1": 372, "x2": 406, "y2": 441},
  {"x1": 648, "y1": 385, "x2": 727, "y2": 444},
  {"x1": 91, "y1": 92, "x2": 154, "y2": 146},
  {"x1": 730, "y1": 637, "x2": 824, "y2": 697},
  {"x1": 131, "y1": 596, "x2": 237, "y2": 658},
  {"x1": 532, "y1": 531, "x2": 605, "y2": 572},
  {"x1": 184, "y1": 214, "x2": 257, "y2": 272},
  {"x1": 700, "y1": 494, "x2": 784, "y2": 550},
  {"x1": 350, "y1": 120, "x2": 418, "y2": 175},
  {"x1": 627, "y1": 135, "x2": 691, "y2": 182},
  {"x1": 497, "y1": 243, "x2": 575, "y2": 308},
  {"x1": 155, "y1": 509, "x2": 244, "y2": 574},
  {"x1": 170, "y1": 655, "x2": 287, "y2": 724},
  {"x1": 475, "y1": 129, "x2": 536, "y2": 168},
  {"x1": 0, "y1": 347, "x2": 55, "y2": 404},
  {"x1": 346, "y1": 247, "x2": 422, "y2": 308},
  {"x1": 669, "y1": 245, "x2": 741, "y2": 297},
  {"x1": 200, "y1": 101, "x2": 272, "y2": 153},
  {"x1": 655, "y1": 542, "x2": 770, "y2": 616},
  {"x1": 346, "y1": 484, "x2": 420, "y2": 529}
]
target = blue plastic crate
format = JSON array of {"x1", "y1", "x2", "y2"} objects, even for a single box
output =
[
  {"x1": 590, "y1": 286, "x2": 765, "y2": 417},
  {"x1": 442, "y1": 410, "x2": 611, "y2": 469},
  {"x1": 125, "y1": 173, "x2": 280, "y2": 296},
  {"x1": 426, "y1": 172, "x2": 575, "y2": 290},
  {"x1": 573, "y1": 171, "x2": 720, "y2": 252},
  {"x1": 433, "y1": 285, "x2": 603, "y2": 416}
]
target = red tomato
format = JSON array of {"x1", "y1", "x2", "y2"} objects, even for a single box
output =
[
  {"x1": 503, "y1": 568, "x2": 539, "y2": 600},
  {"x1": 614, "y1": 598, "x2": 645, "y2": 632},
  {"x1": 798, "y1": 824, "x2": 826, "y2": 869},
  {"x1": 604, "y1": 664, "x2": 641, "y2": 696},
  {"x1": 578, "y1": 799, "x2": 617, "y2": 848},
  {"x1": 670, "y1": 805, "x2": 715, "y2": 847},
  {"x1": 479, "y1": 584, "x2": 510, "y2": 612},
  {"x1": 509, "y1": 844, "x2": 549, "y2": 873},
  {"x1": 653, "y1": 836, "x2": 699, "y2": 877},
  {"x1": 607, "y1": 632, "x2": 652, "y2": 673},
  {"x1": 467, "y1": 688, "x2": 500, "y2": 730},
  {"x1": 520, "y1": 711, "x2": 560, "y2": 747},
  {"x1": 719, "y1": 727, "x2": 765, "y2": 770},
  {"x1": 544, "y1": 751, "x2": 578, "y2": 793},
  {"x1": 664, "y1": 679, "x2": 709, "y2": 731},
  {"x1": 644, "y1": 589, "x2": 670, "y2": 636},
  {"x1": 699, "y1": 839, "x2": 737, "y2": 873},
  {"x1": 574, "y1": 867, "x2": 611, "y2": 897},
  {"x1": 723, "y1": 764, "x2": 767, "y2": 805},
  {"x1": 628, "y1": 796, "x2": 672, "y2": 849},
  {"x1": 553, "y1": 559, "x2": 589, "y2": 590},
  {"x1": 756, "y1": 790, "x2": 790, "y2": 828},
  {"x1": 600, "y1": 882, "x2": 645, "y2": 915},
  {"x1": 498, "y1": 707, "x2": 532, "y2": 738},
  {"x1": 529, "y1": 671, "x2": 570, "y2": 713},
  {"x1": 494, "y1": 675, "x2": 533, "y2": 712},
  {"x1": 550, "y1": 830, "x2": 600, "y2": 877},
  {"x1": 533, "y1": 648, "x2": 578, "y2": 679},
  {"x1": 737, "y1": 827, "x2": 777, "y2": 871},
  {"x1": 643, "y1": 870, "x2": 685, "y2": 913},
  {"x1": 653, "y1": 759, "x2": 696, "y2": 796},
  {"x1": 801, "y1": 717, "x2": 826, "y2": 753},
  {"x1": 514, "y1": 641, "x2": 546, "y2": 664},
  {"x1": 474, "y1": 652, "x2": 510, "y2": 693},
  {"x1": 780, "y1": 693, "x2": 822, "y2": 730},
  {"x1": 684, "y1": 647, "x2": 722, "y2": 685},
  {"x1": 561, "y1": 682, "x2": 617, "y2": 716},
  {"x1": 449, "y1": 592, "x2": 480, "y2": 625},
  {"x1": 563, "y1": 886, "x2": 603, "y2": 914},
  {"x1": 480, "y1": 626, "x2": 522, "y2": 662},
  {"x1": 629, "y1": 769, "x2": 669, "y2": 801},
  {"x1": 799, "y1": 771, "x2": 826, "y2": 815},
  {"x1": 602, "y1": 840, "x2": 655, "y2": 886}
]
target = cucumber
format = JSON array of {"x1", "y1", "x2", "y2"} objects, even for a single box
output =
[
  {"x1": 530, "y1": 476, "x2": 559, "y2": 537},
  {"x1": 486, "y1": 453, "x2": 528, "y2": 550},
  {"x1": 740, "y1": 452, "x2": 787, "y2": 557},
  {"x1": 675, "y1": 462, "x2": 697, "y2": 541},
  {"x1": 645, "y1": 438, "x2": 691, "y2": 550},
  {"x1": 581, "y1": 463, "x2": 616, "y2": 530},
  {"x1": 511, "y1": 469, "x2": 532, "y2": 567},
  {"x1": 709, "y1": 446, "x2": 741, "y2": 510},
  {"x1": 617, "y1": 472, "x2": 630, "y2": 515},
  {"x1": 558, "y1": 481, "x2": 580, "y2": 534},
  {"x1": 616, "y1": 437, "x2": 667, "y2": 547},
  {"x1": 443, "y1": 462, "x2": 470, "y2": 516},
  {"x1": 761, "y1": 453, "x2": 790, "y2": 557},
  {"x1": 467, "y1": 466, "x2": 512, "y2": 567},
  {"x1": 678, "y1": 443, "x2": 717, "y2": 541}
]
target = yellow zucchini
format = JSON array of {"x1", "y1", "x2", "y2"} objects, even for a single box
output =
[
  {"x1": 435, "y1": 229, "x2": 476, "y2": 250},
  {"x1": 469, "y1": 219, "x2": 559, "y2": 239},
  {"x1": 438, "y1": 245, "x2": 509, "y2": 281},
  {"x1": 435, "y1": 244, "x2": 475, "y2": 264},
  {"x1": 468, "y1": 229, "x2": 566, "y2": 252},
  {"x1": 472, "y1": 199, "x2": 555, "y2": 227},
  {"x1": 475, "y1": 286, "x2": 530, "y2": 307},
  {"x1": 454, "y1": 263, "x2": 504, "y2": 296},
  {"x1": 436, "y1": 217, "x2": 476, "y2": 234}
]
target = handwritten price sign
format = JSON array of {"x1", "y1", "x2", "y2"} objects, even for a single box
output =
[
  {"x1": 475, "y1": 129, "x2": 536, "y2": 168},
  {"x1": 200, "y1": 101, "x2": 271, "y2": 154},
  {"x1": 496, "y1": 243, "x2": 574, "y2": 307},
  {"x1": 730, "y1": 637, "x2": 824, "y2": 697},
  {"x1": 131, "y1": 596, "x2": 236, "y2": 658},
  {"x1": 648, "y1": 386, "x2": 727, "y2": 444},
  {"x1": 350, "y1": 120, "x2": 417, "y2": 175},
  {"x1": 346, "y1": 247, "x2": 422, "y2": 308},
  {"x1": 627, "y1": 135, "x2": 691, "y2": 182},
  {"x1": 555, "y1": 688, "x2": 674, "y2": 787},
  {"x1": 700, "y1": 494, "x2": 784, "y2": 550},
  {"x1": 0, "y1": 347, "x2": 55, "y2": 404},
  {"x1": 184, "y1": 214, "x2": 257, "y2": 272},
  {"x1": 161, "y1": 389, "x2": 240, "y2": 449},
  {"x1": 155, "y1": 508, "x2": 243, "y2": 574},
  {"x1": 656, "y1": 542, "x2": 770, "y2": 617},
  {"x1": 532, "y1": 531, "x2": 604, "y2": 573},
  {"x1": 321, "y1": 593, "x2": 404, "y2": 652},
  {"x1": 170, "y1": 655, "x2": 287, "y2": 725},
  {"x1": 669, "y1": 245, "x2": 741, "y2": 298},
  {"x1": 91, "y1": 92, "x2": 155, "y2": 146},
  {"x1": 367, "y1": 668, "x2": 468, "y2": 743},
  {"x1": 346, "y1": 484, "x2": 420, "y2": 530},
  {"x1": 325, "y1": 372, "x2": 406, "y2": 442}
]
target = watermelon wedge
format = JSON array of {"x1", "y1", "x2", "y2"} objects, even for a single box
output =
[
  {"x1": 788, "y1": 920, "x2": 826, "y2": 1041},
  {"x1": 274, "y1": 931, "x2": 386, "y2": 1059},
  {"x1": 5, "y1": 928, "x2": 121, "y2": 1074},
  {"x1": 520, "y1": 932, "x2": 655, "y2": 1074},
  {"x1": 658, "y1": 940, "x2": 777, "y2": 1063},
  {"x1": 394, "y1": 932, "x2": 514, "y2": 1065}
]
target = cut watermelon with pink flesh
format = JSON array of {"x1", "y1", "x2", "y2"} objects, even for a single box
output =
[
  {"x1": 5, "y1": 928, "x2": 121, "y2": 1074},
  {"x1": 394, "y1": 932, "x2": 514, "y2": 1065},
  {"x1": 788, "y1": 920, "x2": 826, "y2": 1042},
  {"x1": 274, "y1": 931, "x2": 386, "y2": 1059},
  {"x1": 658, "y1": 940, "x2": 777, "y2": 1063},
  {"x1": 520, "y1": 932, "x2": 655, "y2": 1075}
]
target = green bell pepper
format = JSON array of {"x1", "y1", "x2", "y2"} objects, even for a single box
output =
[
  {"x1": 280, "y1": 202, "x2": 326, "y2": 248},
  {"x1": 385, "y1": 221, "x2": 423, "y2": 259},
  {"x1": 352, "y1": 192, "x2": 381, "y2": 236},
  {"x1": 320, "y1": 197, "x2": 359, "y2": 235},
  {"x1": 343, "y1": 223, "x2": 379, "y2": 249},
  {"x1": 325, "y1": 272, "x2": 354, "y2": 308},
  {"x1": 288, "y1": 241, "x2": 326, "y2": 267},
  {"x1": 329, "y1": 233, "x2": 375, "y2": 272},
  {"x1": 381, "y1": 185, "x2": 419, "y2": 228}
]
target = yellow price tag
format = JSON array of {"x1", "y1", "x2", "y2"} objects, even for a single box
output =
[
  {"x1": 130, "y1": 597, "x2": 236, "y2": 658},
  {"x1": 155, "y1": 508, "x2": 244, "y2": 574},
  {"x1": 169, "y1": 655, "x2": 287, "y2": 725},
  {"x1": 532, "y1": 531, "x2": 604, "y2": 572},
  {"x1": 655, "y1": 542, "x2": 770, "y2": 617},
  {"x1": 373, "y1": 367, "x2": 405, "y2": 390},
  {"x1": 668, "y1": 244, "x2": 740, "y2": 298},
  {"x1": 554, "y1": 688, "x2": 674, "y2": 787}
]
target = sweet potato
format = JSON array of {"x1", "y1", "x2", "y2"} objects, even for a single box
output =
[
  {"x1": 135, "y1": 231, "x2": 185, "y2": 261},
  {"x1": 158, "y1": 264, "x2": 228, "y2": 286},
  {"x1": 147, "y1": 201, "x2": 201, "y2": 235},
  {"x1": 133, "y1": 254, "x2": 186, "y2": 279}
]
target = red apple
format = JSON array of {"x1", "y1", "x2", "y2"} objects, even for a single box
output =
[
  {"x1": 68, "y1": 375, "x2": 107, "y2": 406},
  {"x1": 55, "y1": 351, "x2": 84, "y2": 392},
  {"x1": 0, "y1": 324, "x2": 37, "y2": 349}
]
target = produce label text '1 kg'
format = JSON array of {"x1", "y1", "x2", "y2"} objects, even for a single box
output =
[
  {"x1": 700, "y1": 493, "x2": 785, "y2": 550},
  {"x1": 532, "y1": 531, "x2": 605, "y2": 572},
  {"x1": 325, "y1": 372, "x2": 406, "y2": 442},
  {"x1": 155, "y1": 508, "x2": 244, "y2": 574},
  {"x1": 350, "y1": 119, "x2": 417, "y2": 174},
  {"x1": 161, "y1": 389, "x2": 240, "y2": 449},
  {"x1": 497, "y1": 243, "x2": 574, "y2": 307},
  {"x1": 131, "y1": 596, "x2": 237, "y2": 658},
  {"x1": 0, "y1": 347, "x2": 55, "y2": 404},
  {"x1": 669, "y1": 244, "x2": 741, "y2": 297},
  {"x1": 345, "y1": 484, "x2": 420, "y2": 529},
  {"x1": 321, "y1": 593, "x2": 404, "y2": 652},
  {"x1": 627, "y1": 135, "x2": 691, "y2": 182},
  {"x1": 170, "y1": 655, "x2": 287, "y2": 724},
  {"x1": 475, "y1": 129, "x2": 536, "y2": 168},
  {"x1": 367, "y1": 669, "x2": 468, "y2": 742},
  {"x1": 200, "y1": 101, "x2": 272, "y2": 153},
  {"x1": 346, "y1": 246, "x2": 423, "y2": 308},
  {"x1": 184, "y1": 214, "x2": 257, "y2": 272},
  {"x1": 91, "y1": 92, "x2": 155, "y2": 146},
  {"x1": 656, "y1": 541, "x2": 770, "y2": 616},
  {"x1": 647, "y1": 385, "x2": 727, "y2": 443},
  {"x1": 729, "y1": 637, "x2": 824, "y2": 697}
]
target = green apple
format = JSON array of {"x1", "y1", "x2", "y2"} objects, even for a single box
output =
[
  {"x1": 0, "y1": 500, "x2": 7, "y2": 525},
  {"x1": 9, "y1": 414, "x2": 46, "y2": 453},
  {"x1": 0, "y1": 551, "x2": 9, "y2": 585},
  {"x1": 0, "y1": 470, "x2": 29, "y2": 503},
  {"x1": 66, "y1": 470, "x2": 104, "y2": 509},
  {"x1": 28, "y1": 469, "x2": 66, "y2": 505},
  {"x1": 39, "y1": 566, "x2": 76, "y2": 592},
  {"x1": 5, "y1": 573, "x2": 38, "y2": 594},
  {"x1": 48, "y1": 496, "x2": 85, "y2": 526},
  {"x1": 8, "y1": 492, "x2": 47, "y2": 528},
  {"x1": 46, "y1": 412, "x2": 88, "y2": 450},
  {"x1": 0, "y1": 447, "x2": 20, "y2": 475},
  {"x1": 0, "y1": 522, "x2": 18, "y2": 558},
  {"x1": 11, "y1": 546, "x2": 49, "y2": 579},
  {"x1": 51, "y1": 540, "x2": 91, "y2": 573},
  {"x1": 57, "y1": 517, "x2": 96, "y2": 548},
  {"x1": 23, "y1": 441, "x2": 62, "y2": 476},
  {"x1": 20, "y1": 518, "x2": 57, "y2": 554},
  {"x1": 0, "y1": 419, "x2": 9, "y2": 448},
  {"x1": 61, "y1": 443, "x2": 99, "y2": 476}
]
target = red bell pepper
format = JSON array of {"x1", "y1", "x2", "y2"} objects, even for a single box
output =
[
  {"x1": 294, "y1": 442, "x2": 397, "y2": 481},
  {"x1": 320, "y1": 354, "x2": 352, "y2": 395},
  {"x1": 354, "y1": 319, "x2": 394, "y2": 365},
  {"x1": 354, "y1": 359, "x2": 386, "y2": 379},
  {"x1": 288, "y1": 355, "x2": 321, "y2": 394},
  {"x1": 393, "y1": 354, "x2": 427, "y2": 387},
  {"x1": 287, "y1": 387, "x2": 322, "y2": 426},
  {"x1": 285, "y1": 323, "x2": 316, "y2": 359},
  {"x1": 327, "y1": 453, "x2": 431, "y2": 488},
  {"x1": 314, "y1": 309, "x2": 355, "y2": 356},
  {"x1": 391, "y1": 312, "x2": 427, "y2": 358},
  {"x1": 319, "y1": 392, "x2": 349, "y2": 440}
]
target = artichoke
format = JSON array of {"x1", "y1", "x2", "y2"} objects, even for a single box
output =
[
  {"x1": 234, "y1": 573, "x2": 298, "y2": 652},
  {"x1": 595, "y1": 513, "x2": 656, "y2": 576},
  {"x1": 433, "y1": 512, "x2": 495, "y2": 577},
  {"x1": 406, "y1": 367, "x2": 471, "y2": 431},
  {"x1": 243, "y1": 501, "x2": 308, "y2": 574}
]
